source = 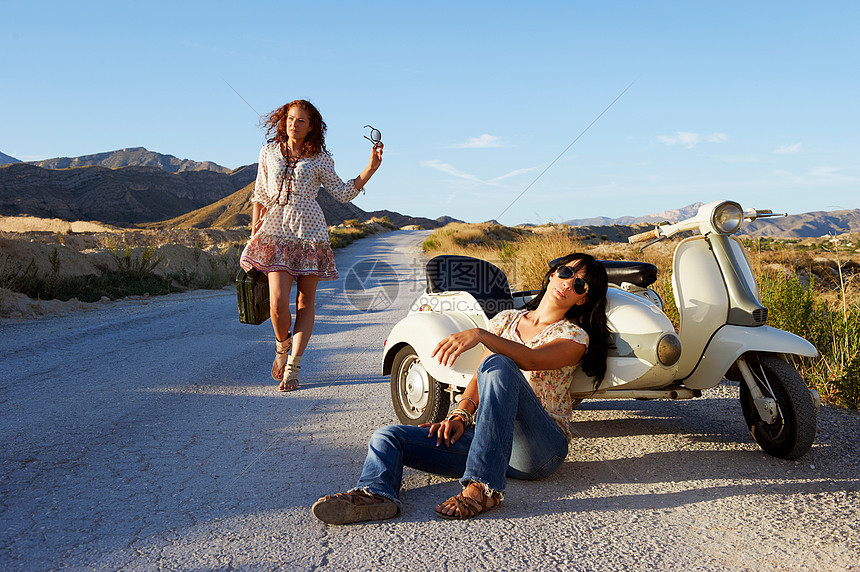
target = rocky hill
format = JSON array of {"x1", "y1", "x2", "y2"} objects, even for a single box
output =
[
  {"x1": 144, "y1": 183, "x2": 446, "y2": 230},
  {"x1": 742, "y1": 209, "x2": 860, "y2": 237},
  {"x1": 27, "y1": 147, "x2": 231, "y2": 173},
  {"x1": 0, "y1": 151, "x2": 21, "y2": 165},
  {"x1": 0, "y1": 162, "x2": 256, "y2": 226}
]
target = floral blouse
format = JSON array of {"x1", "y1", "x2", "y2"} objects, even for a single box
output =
[
  {"x1": 488, "y1": 309, "x2": 589, "y2": 439},
  {"x1": 239, "y1": 143, "x2": 361, "y2": 280}
]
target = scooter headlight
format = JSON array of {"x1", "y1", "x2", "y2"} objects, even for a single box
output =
[{"x1": 712, "y1": 201, "x2": 743, "y2": 234}]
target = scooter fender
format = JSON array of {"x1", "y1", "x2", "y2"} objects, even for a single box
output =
[
  {"x1": 383, "y1": 311, "x2": 482, "y2": 387},
  {"x1": 682, "y1": 325, "x2": 818, "y2": 390}
]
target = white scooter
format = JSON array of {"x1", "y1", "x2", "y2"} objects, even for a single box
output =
[{"x1": 382, "y1": 200, "x2": 820, "y2": 459}]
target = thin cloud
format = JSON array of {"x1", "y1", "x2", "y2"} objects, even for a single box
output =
[
  {"x1": 450, "y1": 134, "x2": 507, "y2": 149},
  {"x1": 774, "y1": 143, "x2": 802, "y2": 155},
  {"x1": 771, "y1": 166, "x2": 856, "y2": 185},
  {"x1": 419, "y1": 160, "x2": 482, "y2": 183},
  {"x1": 657, "y1": 131, "x2": 728, "y2": 148},
  {"x1": 420, "y1": 160, "x2": 535, "y2": 186}
]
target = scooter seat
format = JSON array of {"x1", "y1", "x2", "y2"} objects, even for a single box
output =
[
  {"x1": 548, "y1": 257, "x2": 658, "y2": 288},
  {"x1": 602, "y1": 260, "x2": 658, "y2": 288},
  {"x1": 425, "y1": 255, "x2": 514, "y2": 318}
]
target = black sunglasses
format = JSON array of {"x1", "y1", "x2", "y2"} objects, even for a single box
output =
[
  {"x1": 363, "y1": 124, "x2": 382, "y2": 146},
  {"x1": 555, "y1": 266, "x2": 589, "y2": 295}
]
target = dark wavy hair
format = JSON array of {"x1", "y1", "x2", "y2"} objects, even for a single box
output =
[
  {"x1": 262, "y1": 99, "x2": 330, "y2": 157},
  {"x1": 523, "y1": 253, "x2": 609, "y2": 386}
]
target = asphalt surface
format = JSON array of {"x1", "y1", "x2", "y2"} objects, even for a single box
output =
[{"x1": 1, "y1": 229, "x2": 858, "y2": 571}]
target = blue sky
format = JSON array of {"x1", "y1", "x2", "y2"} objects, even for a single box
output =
[{"x1": 2, "y1": 1, "x2": 858, "y2": 225}]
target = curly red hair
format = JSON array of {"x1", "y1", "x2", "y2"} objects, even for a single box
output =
[{"x1": 262, "y1": 99, "x2": 329, "y2": 156}]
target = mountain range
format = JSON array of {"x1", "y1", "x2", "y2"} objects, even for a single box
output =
[
  {"x1": 564, "y1": 203, "x2": 706, "y2": 226},
  {"x1": 1, "y1": 148, "x2": 857, "y2": 237},
  {"x1": 25, "y1": 147, "x2": 231, "y2": 173},
  {"x1": 0, "y1": 148, "x2": 446, "y2": 229},
  {"x1": 566, "y1": 201, "x2": 860, "y2": 238},
  {"x1": 0, "y1": 161, "x2": 256, "y2": 225}
]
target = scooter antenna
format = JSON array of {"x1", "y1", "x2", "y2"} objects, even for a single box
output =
[{"x1": 494, "y1": 80, "x2": 635, "y2": 222}]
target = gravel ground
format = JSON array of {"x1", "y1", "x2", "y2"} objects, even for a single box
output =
[{"x1": 1, "y1": 229, "x2": 858, "y2": 571}]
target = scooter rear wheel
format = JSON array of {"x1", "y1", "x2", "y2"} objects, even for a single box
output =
[
  {"x1": 390, "y1": 345, "x2": 450, "y2": 425},
  {"x1": 738, "y1": 353, "x2": 816, "y2": 459}
]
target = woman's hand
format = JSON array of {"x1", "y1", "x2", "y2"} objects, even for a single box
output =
[
  {"x1": 354, "y1": 143, "x2": 383, "y2": 191},
  {"x1": 432, "y1": 328, "x2": 483, "y2": 367},
  {"x1": 420, "y1": 416, "x2": 465, "y2": 447},
  {"x1": 251, "y1": 217, "x2": 264, "y2": 238},
  {"x1": 251, "y1": 204, "x2": 267, "y2": 238},
  {"x1": 369, "y1": 142, "x2": 383, "y2": 172}
]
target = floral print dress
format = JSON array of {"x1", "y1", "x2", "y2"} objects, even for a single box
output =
[
  {"x1": 488, "y1": 309, "x2": 589, "y2": 439},
  {"x1": 239, "y1": 142, "x2": 361, "y2": 280}
]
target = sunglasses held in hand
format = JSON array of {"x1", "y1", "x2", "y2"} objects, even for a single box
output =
[
  {"x1": 556, "y1": 265, "x2": 589, "y2": 295},
  {"x1": 364, "y1": 125, "x2": 382, "y2": 146}
]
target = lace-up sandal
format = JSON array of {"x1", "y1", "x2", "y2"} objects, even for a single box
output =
[
  {"x1": 312, "y1": 491, "x2": 399, "y2": 525},
  {"x1": 271, "y1": 334, "x2": 291, "y2": 382},
  {"x1": 435, "y1": 483, "x2": 502, "y2": 520},
  {"x1": 279, "y1": 355, "x2": 301, "y2": 392}
]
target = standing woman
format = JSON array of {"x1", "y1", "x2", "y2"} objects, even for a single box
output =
[{"x1": 240, "y1": 100, "x2": 383, "y2": 391}]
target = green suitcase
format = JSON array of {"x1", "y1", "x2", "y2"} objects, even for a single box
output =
[{"x1": 236, "y1": 268, "x2": 270, "y2": 325}]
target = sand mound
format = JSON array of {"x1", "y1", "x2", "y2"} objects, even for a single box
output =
[
  {"x1": 0, "y1": 237, "x2": 102, "y2": 278},
  {"x1": 0, "y1": 215, "x2": 118, "y2": 234},
  {"x1": 1, "y1": 230, "x2": 241, "y2": 321},
  {"x1": 0, "y1": 287, "x2": 106, "y2": 321}
]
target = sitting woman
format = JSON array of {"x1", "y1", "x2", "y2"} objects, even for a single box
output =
[{"x1": 312, "y1": 253, "x2": 609, "y2": 524}]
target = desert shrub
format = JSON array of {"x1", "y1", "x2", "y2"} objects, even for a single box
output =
[
  {"x1": 98, "y1": 244, "x2": 162, "y2": 279},
  {"x1": 3, "y1": 256, "x2": 173, "y2": 302},
  {"x1": 329, "y1": 226, "x2": 365, "y2": 249},
  {"x1": 759, "y1": 268, "x2": 818, "y2": 337}
]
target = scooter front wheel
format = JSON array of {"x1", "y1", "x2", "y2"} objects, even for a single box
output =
[
  {"x1": 738, "y1": 353, "x2": 817, "y2": 459},
  {"x1": 390, "y1": 345, "x2": 450, "y2": 425}
]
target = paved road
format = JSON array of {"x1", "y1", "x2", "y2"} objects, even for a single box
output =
[{"x1": 1, "y1": 230, "x2": 858, "y2": 571}]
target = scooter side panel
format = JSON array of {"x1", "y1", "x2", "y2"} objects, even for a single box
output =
[
  {"x1": 569, "y1": 288, "x2": 678, "y2": 393},
  {"x1": 682, "y1": 325, "x2": 818, "y2": 389}
]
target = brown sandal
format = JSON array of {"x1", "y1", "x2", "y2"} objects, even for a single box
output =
[
  {"x1": 435, "y1": 484, "x2": 501, "y2": 520},
  {"x1": 271, "y1": 334, "x2": 291, "y2": 381},
  {"x1": 278, "y1": 355, "x2": 300, "y2": 392},
  {"x1": 312, "y1": 491, "x2": 399, "y2": 525}
]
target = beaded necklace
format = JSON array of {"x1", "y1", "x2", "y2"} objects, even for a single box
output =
[{"x1": 276, "y1": 142, "x2": 303, "y2": 206}]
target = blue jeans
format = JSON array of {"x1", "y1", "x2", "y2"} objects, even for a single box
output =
[{"x1": 353, "y1": 354, "x2": 569, "y2": 504}]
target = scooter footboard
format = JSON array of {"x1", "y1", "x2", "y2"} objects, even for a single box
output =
[{"x1": 383, "y1": 311, "x2": 482, "y2": 387}]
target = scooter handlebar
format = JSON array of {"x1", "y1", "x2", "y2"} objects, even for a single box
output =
[{"x1": 628, "y1": 227, "x2": 663, "y2": 244}]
